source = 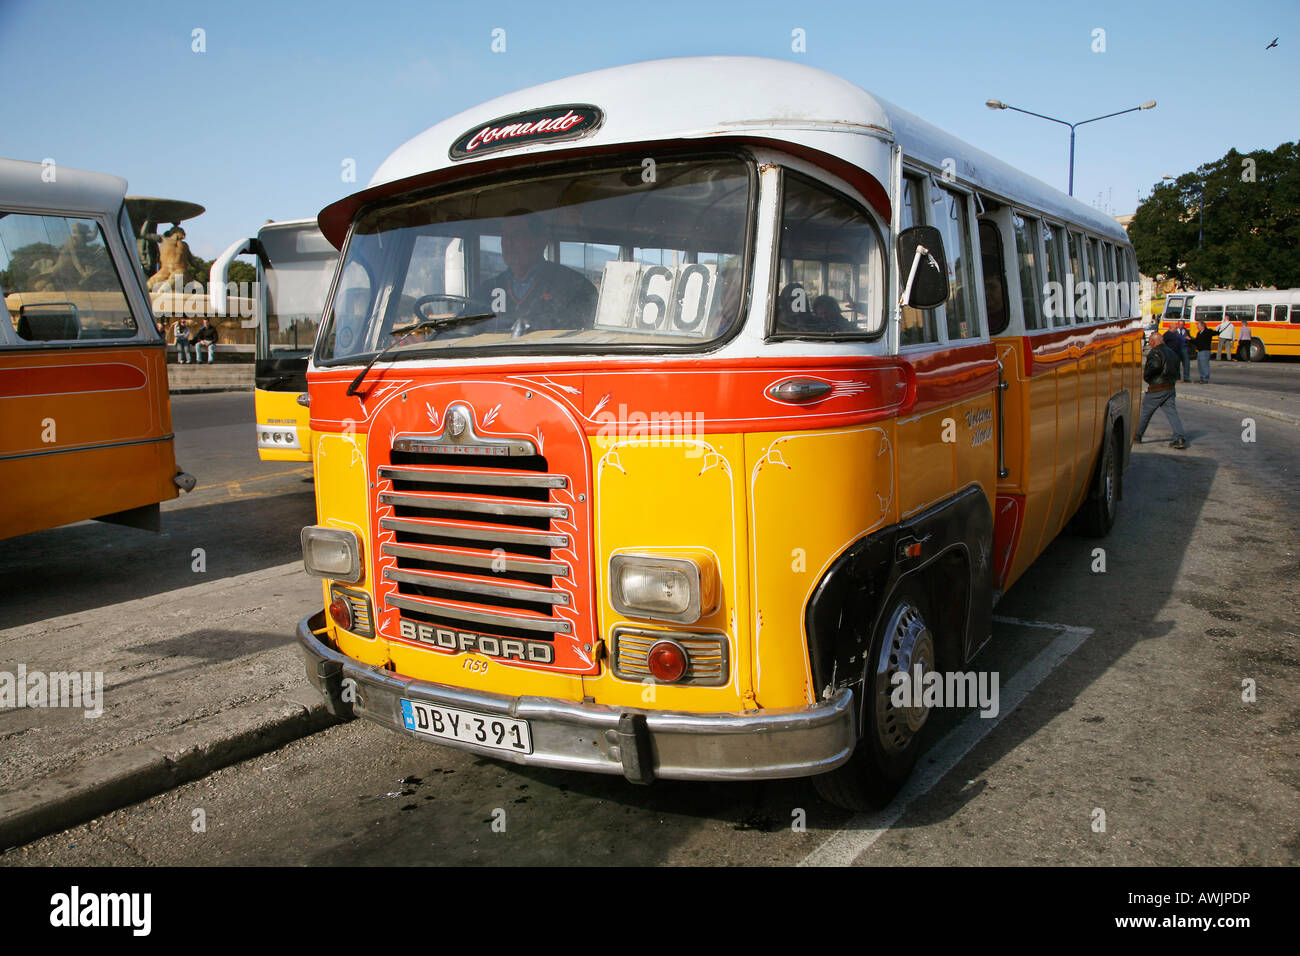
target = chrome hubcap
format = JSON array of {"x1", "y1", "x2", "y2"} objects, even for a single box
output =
[{"x1": 873, "y1": 601, "x2": 935, "y2": 755}]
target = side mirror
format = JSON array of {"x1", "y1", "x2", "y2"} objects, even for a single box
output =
[{"x1": 897, "y1": 225, "x2": 949, "y2": 310}]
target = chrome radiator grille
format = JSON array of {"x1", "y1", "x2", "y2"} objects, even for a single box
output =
[{"x1": 377, "y1": 451, "x2": 575, "y2": 640}]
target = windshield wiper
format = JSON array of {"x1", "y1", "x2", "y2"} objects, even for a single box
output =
[{"x1": 346, "y1": 313, "x2": 500, "y2": 397}]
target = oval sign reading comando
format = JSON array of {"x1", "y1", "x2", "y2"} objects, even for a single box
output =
[{"x1": 449, "y1": 104, "x2": 604, "y2": 161}]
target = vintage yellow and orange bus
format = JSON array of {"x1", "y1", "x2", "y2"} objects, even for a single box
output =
[
  {"x1": 211, "y1": 219, "x2": 340, "y2": 461},
  {"x1": 1158, "y1": 289, "x2": 1300, "y2": 361},
  {"x1": 295, "y1": 58, "x2": 1142, "y2": 808},
  {"x1": 1, "y1": 158, "x2": 194, "y2": 541}
]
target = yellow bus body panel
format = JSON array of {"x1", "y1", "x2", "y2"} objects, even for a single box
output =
[
  {"x1": 583, "y1": 435, "x2": 753, "y2": 712},
  {"x1": 256, "y1": 387, "x2": 313, "y2": 462}
]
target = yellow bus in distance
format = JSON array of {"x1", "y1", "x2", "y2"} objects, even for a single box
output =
[{"x1": 211, "y1": 219, "x2": 339, "y2": 461}]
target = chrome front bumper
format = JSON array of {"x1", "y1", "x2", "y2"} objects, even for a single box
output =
[{"x1": 298, "y1": 612, "x2": 855, "y2": 783}]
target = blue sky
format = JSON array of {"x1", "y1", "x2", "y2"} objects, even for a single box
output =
[{"x1": 3, "y1": 0, "x2": 1295, "y2": 258}]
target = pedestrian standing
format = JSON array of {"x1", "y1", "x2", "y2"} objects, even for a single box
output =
[
  {"x1": 1237, "y1": 320, "x2": 1252, "y2": 362},
  {"x1": 1135, "y1": 330, "x2": 1188, "y2": 449},
  {"x1": 1215, "y1": 316, "x2": 1234, "y2": 361},
  {"x1": 1193, "y1": 319, "x2": 1213, "y2": 383},
  {"x1": 1175, "y1": 321, "x2": 1192, "y2": 381}
]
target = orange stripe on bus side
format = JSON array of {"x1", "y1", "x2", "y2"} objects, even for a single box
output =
[{"x1": 0, "y1": 362, "x2": 147, "y2": 398}]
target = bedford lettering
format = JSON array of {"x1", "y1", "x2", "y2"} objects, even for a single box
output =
[{"x1": 399, "y1": 619, "x2": 554, "y2": 663}]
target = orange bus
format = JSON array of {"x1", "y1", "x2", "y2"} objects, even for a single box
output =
[
  {"x1": 1, "y1": 159, "x2": 193, "y2": 540},
  {"x1": 295, "y1": 58, "x2": 1141, "y2": 808}
]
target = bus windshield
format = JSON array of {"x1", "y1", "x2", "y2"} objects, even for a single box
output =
[
  {"x1": 260, "y1": 224, "x2": 337, "y2": 356},
  {"x1": 317, "y1": 156, "x2": 752, "y2": 361}
]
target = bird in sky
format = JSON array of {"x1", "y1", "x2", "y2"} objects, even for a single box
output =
[{"x1": 1266, "y1": 37, "x2": 1279, "y2": 50}]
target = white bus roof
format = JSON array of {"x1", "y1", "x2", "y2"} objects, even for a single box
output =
[
  {"x1": 319, "y1": 56, "x2": 1129, "y2": 246},
  {"x1": 260, "y1": 218, "x2": 319, "y2": 232},
  {"x1": 1174, "y1": 289, "x2": 1299, "y2": 303},
  {"x1": 0, "y1": 157, "x2": 128, "y2": 216}
]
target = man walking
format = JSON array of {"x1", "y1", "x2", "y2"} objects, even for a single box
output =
[
  {"x1": 1237, "y1": 320, "x2": 1252, "y2": 362},
  {"x1": 1193, "y1": 319, "x2": 1213, "y2": 383},
  {"x1": 1135, "y1": 330, "x2": 1188, "y2": 449},
  {"x1": 1215, "y1": 316, "x2": 1234, "y2": 361}
]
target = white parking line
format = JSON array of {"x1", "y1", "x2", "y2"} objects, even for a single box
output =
[{"x1": 799, "y1": 616, "x2": 1093, "y2": 867}]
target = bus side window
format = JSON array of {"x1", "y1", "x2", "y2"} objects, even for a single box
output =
[
  {"x1": 1292, "y1": 305, "x2": 1300, "y2": 324},
  {"x1": 1276, "y1": 305, "x2": 1289, "y2": 322},
  {"x1": 1100, "y1": 242, "x2": 1117, "y2": 320},
  {"x1": 1195, "y1": 304, "x2": 1222, "y2": 325},
  {"x1": 773, "y1": 171, "x2": 886, "y2": 338},
  {"x1": 898, "y1": 173, "x2": 939, "y2": 345},
  {"x1": 1066, "y1": 231, "x2": 1084, "y2": 323},
  {"x1": 1085, "y1": 238, "x2": 1103, "y2": 322},
  {"x1": 1042, "y1": 224, "x2": 1066, "y2": 327},
  {"x1": 1012, "y1": 213, "x2": 1044, "y2": 330},
  {"x1": 0, "y1": 213, "x2": 138, "y2": 343},
  {"x1": 1114, "y1": 245, "x2": 1132, "y2": 317},
  {"x1": 1257, "y1": 304, "x2": 1270, "y2": 323},
  {"x1": 932, "y1": 184, "x2": 979, "y2": 340},
  {"x1": 978, "y1": 220, "x2": 1009, "y2": 335}
]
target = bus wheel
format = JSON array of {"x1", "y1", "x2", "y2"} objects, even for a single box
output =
[
  {"x1": 1074, "y1": 431, "x2": 1120, "y2": 538},
  {"x1": 1249, "y1": 339, "x2": 1266, "y2": 362},
  {"x1": 812, "y1": 584, "x2": 935, "y2": 811}
]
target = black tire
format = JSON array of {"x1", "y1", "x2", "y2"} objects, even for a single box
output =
[
  {"x1": 812, "y1": 581, "x2": 936, "y2": 811},
  {"x1": 1248, "y1": 338, "x2": 1266, "y2": 362},
  {"x1": 1071, "y1": 429, "x2": 1121, "y2": 538}
]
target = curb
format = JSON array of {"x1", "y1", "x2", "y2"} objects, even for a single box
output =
[
  {"x1": 1176, "y1": 391, "x2": 1300, "y2": 426},
  {"x1": 0, "y1": 692, "x2": 338, "y2": 851},
  {"x1": 169, "y1": 386, "x2": 254, "y2": 394}
]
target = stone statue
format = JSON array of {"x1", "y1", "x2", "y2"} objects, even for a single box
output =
[{"x1": 148, "y1": 225, "x2": 194, "y2": 292}]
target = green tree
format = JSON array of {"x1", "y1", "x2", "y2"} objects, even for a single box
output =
[
  {"x1": 186, "y1": 254, "x2": 211, "y2": 285},
  {"x1": 227, "y1": 259, "x2": 256, "y2": 285},
  {"x1": 1130, "y1": 141, "x2": 1300, "y2": 289}
]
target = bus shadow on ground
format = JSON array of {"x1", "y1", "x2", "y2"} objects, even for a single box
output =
[
  {"x1": 874, "y1": 448, "x2": 1222, "y2": 838},
  {"x1": 404, "y1": 449, "x2": 1223, "y2": 864},
  {"x1": 0, "y1": 489, "x2": 316, "y2": 630}
]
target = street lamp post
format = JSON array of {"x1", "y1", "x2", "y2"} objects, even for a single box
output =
[
  {"x1": 1162, "y1": 174, "x2": 1205, "y2": 249},
  {"x1": 985, "y1": 99, "x2": 1157, "y2": 196}
]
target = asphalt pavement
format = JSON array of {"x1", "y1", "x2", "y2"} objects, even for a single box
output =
[
  {"x1": 0, "y1": 393, "x2": 328, "y2": 849},
  {"x1": 2, "y1": 374, "x2": 1297, "y2": 864}
]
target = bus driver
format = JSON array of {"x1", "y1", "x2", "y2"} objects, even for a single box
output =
[{"x1": 468, "y1": 211, "x2": 596, "y2": 335}]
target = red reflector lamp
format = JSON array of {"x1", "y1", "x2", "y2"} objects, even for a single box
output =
[
  {"x1": 329, "y1": 596, "x2": 353, "y2": 631},
  {"x1": 647, "y1": 640, "x2": 688, "y2": 683}
]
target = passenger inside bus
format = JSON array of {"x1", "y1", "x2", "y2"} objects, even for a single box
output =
[{"x1": 464, "y1": 211, "x2": 596, "y2": 334}]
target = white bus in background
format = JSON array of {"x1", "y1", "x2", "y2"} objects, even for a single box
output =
[
  {"x1": 1160, "y1": 288, "x2": 1300, "y2": 361},
  {"x1": 211, "y1": 220, "x2": 339, "y2": 460}
]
